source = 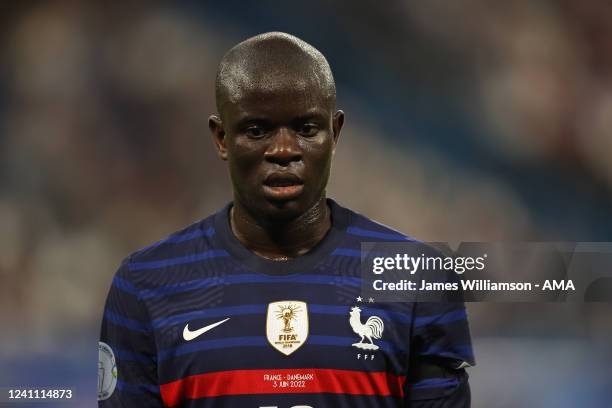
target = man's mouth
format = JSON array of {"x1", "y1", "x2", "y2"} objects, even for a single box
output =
[{"x1": 262, "y1": 173, "x2": 304, "y2": 200}]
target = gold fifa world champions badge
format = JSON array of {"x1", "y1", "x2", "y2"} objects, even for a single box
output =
[{"x1": 266, "y1": 301, "x2": 309, "y2": 356}]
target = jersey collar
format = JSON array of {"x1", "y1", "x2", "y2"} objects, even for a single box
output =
[{"x1": 213, "y1": 198, "x2": 349, "y2": 275}]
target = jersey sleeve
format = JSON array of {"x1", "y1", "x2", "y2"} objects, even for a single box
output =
[
  {"x1": 405, "y1": 300, "x2": 475, "y2": 407},
  {"x1": 98, "y1": 258, "x2": 163, "y2": 407}
]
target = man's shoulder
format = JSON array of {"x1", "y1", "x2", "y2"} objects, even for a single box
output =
[
  {"x1": 334, "y1": 200, "x2": 418, "y2": 243},
  {"x1": 127, "y1": 211, "x2": 220, "y2": 265},
  {"x1": 108, "y1": 210, "x2": 225, "y2": 297}
]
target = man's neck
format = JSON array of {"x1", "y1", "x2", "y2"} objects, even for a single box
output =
[{"x1": 230, "y1": 198, "x2": 331, "y2": 261}]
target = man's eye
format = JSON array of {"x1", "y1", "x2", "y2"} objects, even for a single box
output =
[
  {"x1": 298, "y1": 124, "x2": 319, "y2": 137},
  {"x1": 245, "y1": 126, "x2": 266, "y2": 138}
]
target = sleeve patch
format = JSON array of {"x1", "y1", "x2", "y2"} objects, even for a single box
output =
[{"x1": 98, "y1": 341, "x2": 118, "y2": 401}]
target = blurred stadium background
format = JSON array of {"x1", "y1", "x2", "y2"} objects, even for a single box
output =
[{"x1": 1, "y1": 1, "x2": 611, "y2": 406}]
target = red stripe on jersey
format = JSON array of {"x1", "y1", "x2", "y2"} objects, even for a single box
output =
[{"x1": 160, "y1": 368, "x2": 406, "y2": 407}]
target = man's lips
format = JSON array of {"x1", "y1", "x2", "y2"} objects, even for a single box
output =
[
  {"x1": 262, "y1": 173, "x2": 304, "y2": 200},
  {"x1": 264, "y1": 172, "x2": 303, "y2": 186}
]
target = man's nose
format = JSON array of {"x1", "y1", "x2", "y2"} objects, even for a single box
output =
[{"x1": 264, "y1": 127, "x2": 302, "y2": 165}]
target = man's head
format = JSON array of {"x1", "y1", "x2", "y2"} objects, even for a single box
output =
[{"x1": 210, "y1": 32, "x2": 344, "y2": 220}]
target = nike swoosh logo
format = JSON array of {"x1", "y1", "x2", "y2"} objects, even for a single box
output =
[{"x1": 183, "y1": 318, "x2": 230, "y2": 341}]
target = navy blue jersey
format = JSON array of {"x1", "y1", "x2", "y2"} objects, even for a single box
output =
[{"x1": 98, "y1": 199, "x2": 474, "y2": 407}]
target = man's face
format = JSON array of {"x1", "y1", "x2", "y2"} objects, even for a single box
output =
[{"x1": 210, "y1": 80, "x2": 343, "y2": 219}]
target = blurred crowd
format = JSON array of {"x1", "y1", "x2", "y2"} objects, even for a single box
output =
[
  {"x1": 0, "y1": 2, "x2": 226, "y2": 349},
  {"x1": 0, "y1": 1, "x2": 611, "y2": 406}
]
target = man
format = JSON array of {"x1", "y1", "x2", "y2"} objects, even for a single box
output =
[{"x1": 98, "y1": 32, "x2": 474, "y2": 407}]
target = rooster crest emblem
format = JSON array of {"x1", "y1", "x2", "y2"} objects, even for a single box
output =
[{"x1": 349, "y1": 306, "x2": 384, "y2": 350}]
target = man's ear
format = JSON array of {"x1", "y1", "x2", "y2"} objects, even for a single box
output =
[
  {"x1": 209, "y1": 114, "x2": 228, "y2": 160},
  {"x1": 332, "y1": 110, "x2": 345, "y2": 153}
]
